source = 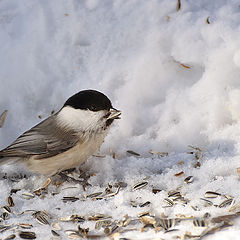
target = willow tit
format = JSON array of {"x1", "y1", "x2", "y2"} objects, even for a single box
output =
[{"x1": 0, "y1": 90, "x2": 121, "y2": 176}]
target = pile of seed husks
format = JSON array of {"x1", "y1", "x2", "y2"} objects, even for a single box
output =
[{"x1": 0, "y1": 147, "x2": 240, "y2": 240}]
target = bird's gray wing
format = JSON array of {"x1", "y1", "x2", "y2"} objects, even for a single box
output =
[{"x1": 0, "y1": 115, "x2": 80, "y2": 160}]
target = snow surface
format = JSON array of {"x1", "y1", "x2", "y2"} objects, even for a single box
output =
[{"x1": 1, "y1": 0, "x2": 240, "y2": 239}]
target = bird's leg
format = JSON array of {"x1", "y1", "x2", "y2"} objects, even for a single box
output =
[{"x1": 58, "y1": 169, "x2": 91, "y2": 191}]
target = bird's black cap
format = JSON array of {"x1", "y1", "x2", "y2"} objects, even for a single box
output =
[{"x1": 64, "y1": 90, "x2": 113, "y2": 111}]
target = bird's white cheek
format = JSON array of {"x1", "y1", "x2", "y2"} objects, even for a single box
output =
[{"x1": 57, "y1": 106, "x2": 105, "y2": 132}]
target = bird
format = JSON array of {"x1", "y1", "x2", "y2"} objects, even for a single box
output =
[{"x1": 0, "y1": 90, "x2": 121, "y2": 176}]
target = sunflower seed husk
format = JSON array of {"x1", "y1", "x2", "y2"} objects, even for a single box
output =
[
  {"x1": 51, "y1": 222, "x2": 62, "y2": 231},
  {"x1": 130, "y1": 200, "x2": 138, "y2": 207},
  {"x1": 119, "y1": 215, "x2": 131, "y2": 227},
  {"x1": 6, "y1": 196, "x2": 15, "y2": 207},
  {"x1": 51, "y1": 230, "x2": 60, "y2": 237},
  {"x1": 0, "y1": 110, "x2": 8, "y2": 128},
  {"x1": 4, "y1": 234, "x2": 16, "y2": 240},
  {"x1": 204, "y1": 191, "x2": 221, "y2": 198},
  {"x1": 18, "y1": 231, "x2": 36, "y2": 239},
  {"x1": 174, "y1": 171, "x2": 184, "y2": 177},
  {"x1": 203, "y1": 212, "x2": 211, "y2": 219},
  {"x1": 218, "y1": 198, "x2": 234, "y2": 208},
  {"x1": 59, "y1": 214, "x2": 84, "y2": 222},
  {"x1": 184, "y1": 176, "x2": 194, "y2": 184},
  {"x1": 176, "y1": 0, "x2": 181, "y2": 11},
  {"x1": 200, "y1": 198, "x2": 213, "y2": 206},
  {"x1": 1, "y1": 212, "x2": 9, "y2": 220},
  {"x1": 163, "y1": 198, "x2": 175, "y2": 207},
  {"x1": 193, "y1": 218, "x2": 207, "y2": 227},
  {"x1": 152, "y1": 188, "x2": 162, "y2": 194},
  {"x1": 104, "y1": 225, "x2": 119, "y2": 235},
  {"x1": 168, "y1": 190, "x2": 181, "y2": 198},
  {"x1": 18, "y1": 223, "x2": 33, "y2": 229},
  {"x1": 132, "y1": 182, "x2": 148, "y2": 191},
  {"x1": 158, "y1": 218, "x2": 175, "y2": 230},
  {"x1": 103, "y1": 185, "x2": 120, "y2": 198},
  {"x1": 86, "y1": 192, "x2": 103, "y2": 199},
  {"x1": 2, "y1": 206, "x2": 11, "y2": 214},
  {"x1": 140, "y1": 216, "x2": 156, "y2": 226},
  {"x1": 149, "y1": 150, "x2": 168, "y2": 157},
  {"x1": 139, "y1": 201, "x2": 151, "y2": 208},
  {"x1": 62, "y1": 196, "x2": 79, "y2": 202},
  {"x1": 0, "y1": 224, "x2": 12, "y2": 233},
  {"x1": 21, "y1": 192, "x2": 35, "y2": 200},
  {"x1": 95, "y1": 218, "x2": 112, "y2": 230},
  {"x1": 138, "y1": 211, "x2": 150, "y2": 218},
  {"x1": 126, "y1": 150, "x2": 140, "y2": 157},
  {"x1": 34, "y1": 178, "x2": 51, "y2": 194},
  {"x1": 88, "y1": 213, "x2": 111, "y2": 221}
]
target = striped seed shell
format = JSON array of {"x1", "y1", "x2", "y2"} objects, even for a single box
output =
[
  {"x1": 18, "y1": 231, "x2": 36, "y2": 239},
  {"x1": 193, "y1": 218, "x2": 207, "y2": 227},
  {"x1": 163, "y1": 198, "x2": 174, "y2": 207},
  {"x1": 132, "y1": 182, "x2": 148, "y2": 191},
  {"x1": 184, "y1": 176, "x2": 194, "y2": 184},
  {"x1": 159, "y1": 218, "x2": 175, "y2": 230},
  {"x1": 204, "y1": 191, "x2": 221, "y2": 198},
  {"x1": 218, "y1": 198, "x2": 234, "y2": 208}
]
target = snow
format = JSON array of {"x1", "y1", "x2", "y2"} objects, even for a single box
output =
[{"x1": 1, "y1": 0, "x2": 240, "y2": 239}]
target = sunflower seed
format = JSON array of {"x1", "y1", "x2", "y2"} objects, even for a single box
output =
[
  {"x1": 218, "y1": 198, "x2": 234, "y2": 208},
  {"x1": 204, "y1": 191, "x2": 221, "y2": 198},
  {"x1": 18, "y1": 231, "x2": 36, "y2": 239},
  {"x1": 184, "y1": 176, "x2": 194, "y2": 184},
  {"x1": 132, "y1": 182, "x2": 148, "y2": 191},
  {"x1": 4, "y1": 234, "x2": 16, "y2": 240},
  {"x1": 193, "y1": 218, "x2": 207, "y2": 227},
  {"x1": 126, "y1": 150, "x2": 140, "y2": 157}
]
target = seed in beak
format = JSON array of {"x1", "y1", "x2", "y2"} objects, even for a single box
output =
[{"x1": 106, "y1": 108, "x2": 121, "y2": 120}]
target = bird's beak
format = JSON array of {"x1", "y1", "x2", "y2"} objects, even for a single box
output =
[{"x1": 106, "y1": 108, "x2": 121, "y2": 120}]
